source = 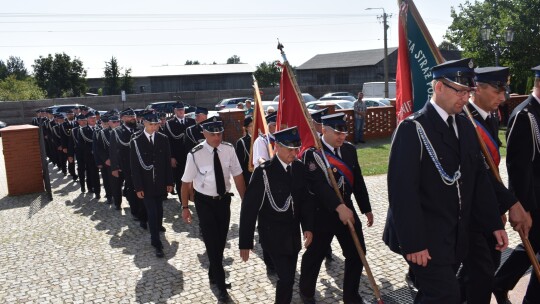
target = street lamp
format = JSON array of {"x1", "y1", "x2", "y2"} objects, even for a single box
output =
[
  {"x1": 481, "y1": 24, "x2": 514, "y2": 66},
  {"x1": 366, "y1": 7, "x2": 390, "y2": 98}
]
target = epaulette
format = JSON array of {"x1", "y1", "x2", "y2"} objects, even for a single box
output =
[
  {"x1": 259, "y1": 159, "x2": 271, "y2": 169},
  {"x1": 190, "y1": 144, "x2": 204, "y2": 154},
  {"x1": 131, "y1": 132, "x2": 143, "y2": 140},
  {"x1": 221, "y1": 141, "x2": 233, "y2": 147}
]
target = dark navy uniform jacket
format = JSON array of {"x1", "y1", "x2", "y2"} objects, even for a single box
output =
[
  {"x1": 302, "y1": 141, "x2": 371, "y2": 232},
  {"x1": 239, "y1": 157, "x2": 314, "y2": 255},
  {"x1": 506, "y1": 95, "x2": 540, "y2": 213},
  {"x1": 130, "y1": 132, "x2": 173, "y2": 198},
  {"x1": 383, "y1": 102, "x2": 502, "y2": 265}
]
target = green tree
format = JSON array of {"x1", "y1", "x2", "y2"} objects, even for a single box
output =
[
  {"x1": 445, "y1": 0, "x2": 540, "y2": 94},
  {"x1": 227, "y1": 55, "x2": 241, "y2": 64},
  {"x1": 438, "y1": 40, "x2": 459, "y2": 51},
  {"x1": 32, "y1": 53, "x2": 87, "y2": 98},
  {"x1": 121, "y1": 68, "x2": 134, "y2": 94},
  {"x1": 0, "y1": 75, "x2": 46, "y2": 101},
  {"x1": 0, "y1": 56, "x2": 28, "y2": 80},
  {"x1": 254, "y1": 61, "x2": 280, "y2": 87},
  {"x1": 185, "y1": 60, "x2": 200, "y2": 65},
  {"x1": 104, "y1": 56, "x2": 121, "y2": 95},
  {"x1": 0, "y1": 60, "x2": 7, "y2": 80}
]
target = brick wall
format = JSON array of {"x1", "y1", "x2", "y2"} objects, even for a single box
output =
[{"x1": 0, "y1": 125, "x2": 44, "y2": 195}]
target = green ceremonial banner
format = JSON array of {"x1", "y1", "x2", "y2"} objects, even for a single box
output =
[{"x1": 401, "y1": 0, "x2": 444, "y2": 112}]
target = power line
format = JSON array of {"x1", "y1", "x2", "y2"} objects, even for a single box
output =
[
  {"x1": 0, "y1": 22, "x2": 380, "y2": 33},
  {"x1": 0, "y1": 38, "x2": 383, "y2": 48}
]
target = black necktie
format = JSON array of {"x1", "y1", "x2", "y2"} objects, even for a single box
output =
[
  {"x1": 149, "y1": 134, "x2": 153, "y2": 145},
  {"x1": 214, "y1": 147, "x2": 226, "y2": 196},
  {"x1": 447, "y1": 116, "x2": 457, "y2": 139},
  {"x1": 334, "y1": 148, "x2": 340, "y2": 158},
  {"x1": 286, "y1": 165, "x2": 292, "y2": 176}
]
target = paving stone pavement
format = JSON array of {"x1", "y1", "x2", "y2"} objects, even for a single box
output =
[{"x1": 0, "y1": 140, "x2": 527, "y2": 303}]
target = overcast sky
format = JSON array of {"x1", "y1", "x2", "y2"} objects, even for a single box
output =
[{"x1": 0, "y1": 0, "x2": 470, "y2": 78}]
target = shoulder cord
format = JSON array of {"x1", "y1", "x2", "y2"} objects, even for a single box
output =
[
  {"x1": 240, "y1": 138, "x2": 248, "y2": 160},
  {"x1": 413, "y1": 120, "x2": 462, "y2": 215},
  {"x1": 80, "y1": 128, "x2": 93, "y2": 143},
  {"x1": 166, "y1": 121, "x2": 183, "y2": 139},
  {"x1": 61, "y1": 124, "x2": 70, "y2": 136},
  {"x1": 52, "y1": 126, "x2": 61, "y2": 138},
  {"x1": 71, "y1": 129, "x2": 79, "y2": 145},
  {"x1": 528, "y1": 113, "x2": 540, "y2": 161},
  {"x1": 113, "y1": 129, "x2": 130, "y2": 147},
  {"x1": 132, "y1": 139, "x2": 154, "y2": 171},
  {"x1": 262, "y1": 169, "x2": 294, "y2": 214},
  {"x1": 100, "y1": 130, "x2": 110, "y2": 147},
  {"x1": 312, "y1": 151, "x2": 344, "y2": 188}
]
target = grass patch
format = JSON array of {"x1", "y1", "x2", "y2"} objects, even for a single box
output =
[
  {"x1": 356, "y1": 128, "x2": 508, "y2": 176},
  {"x1": 356, "y1": 137, "x2": 391, "y2": 176}
]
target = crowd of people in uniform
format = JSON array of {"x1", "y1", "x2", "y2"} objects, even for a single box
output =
[{"x1": 29, "y1": 60, "x2": 540, "y2": 304}]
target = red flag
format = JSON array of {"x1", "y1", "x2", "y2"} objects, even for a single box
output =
[
  {"x1": 248, "y1": 76, "x2": 272, "y2": 172},
  {"x1": 276, "y1": 62, "x2": 318, "y2": 154},
  {"x1": 396, "y1": 1, "x2": 413, "y2": 123}
]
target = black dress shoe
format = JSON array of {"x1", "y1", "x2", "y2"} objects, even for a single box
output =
[
  {"x1": 493, "y1": 288, "x2": 511, "y2": 304},
  {"x1": 217, "y1": 289, "x2": 230, "y2": 302},
  {"x1": 155, "y1": 247, "x2": 164, "y2": 258},
  {"x1": 300, "y1": 292, "x2": 316, "y2": 304},
  {"x1": 106, "y1": 197, "x2": 112, "y2": 204},
  {"x1": 140, "y1": 222, "x2": 148, "y2": 230},
  {"x1": 81, "y1": 186, "x2": 86, "y2": 193},
  {"x1": 159, "y1": 226, "x2": 166, "y2": 232},
  {"x1": 72, "y1": 175, "x2": 78, "y2": 182}
]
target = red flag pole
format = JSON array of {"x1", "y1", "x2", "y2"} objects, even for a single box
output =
[
  {"x1": 248, "y1": 76, "x2": 273, "y2": 172},
  {"x1": 277, "y1": 41, "x2": 384, "y2": 304}
]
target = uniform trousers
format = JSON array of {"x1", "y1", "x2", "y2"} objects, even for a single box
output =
[
  {"x1": 409, "y1": 262, "x2": 460, "y2": 304},
  {"x1": 124, "y1": 172, "x2": 146, "y2": 222},
  {"x1": 299, "y1": 212, "x2": 365, "y2": 302},
  {"x1": 75, "y1": 155, "x2": 88, "y2": 191},
  {"x1": 85, "y1": 156, "x2": 100, "y2": 195},
  {"x1": 457, "y1": 231, "x2": 500, "y2": 304},
  {"x1": 111, "y1": 171, "x2": 124, "y2": 208},
  {"x1": 101, "y1": 165, "x2": 112, "y2": 199},
  {"x1": 58, "y1": 149, "x2": 67, "y2": 174},
  {"x1": 67, "y1": 155, "x2": 76, "y2": 178},
  {"x1": 194, "y1": 191, "x2": 231, "y2": 290},
  {"x1": 267, "y1": 251, "x2": 298, "y2": 304},
  {"x1": 495, "y1": 209, "x2": 540, "y2": 302},
  {"x1": 143, "y1": 196, "x2": 164, "y2": 249}
]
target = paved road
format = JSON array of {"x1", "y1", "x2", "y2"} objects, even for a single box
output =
[{"x1": 0, "y1": 140, "x2": 529, "y2": 303}]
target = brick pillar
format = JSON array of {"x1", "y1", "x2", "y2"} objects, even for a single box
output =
[
  {"x1": 0, "y1": 125, "x2": 44, "y2": 195},
  {"x1": 219, "y1": 109, "x2": 245, "y2": 144}
]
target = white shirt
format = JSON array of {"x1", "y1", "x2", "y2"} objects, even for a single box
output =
[
  {"x1": 533, "y1": 92, "x2": 540, "y2": 105},
  {"x1": 252, "y1": 134, "x2": 274, "y2": 168},
  {"x1": 176, "y1": 117, "x2": 185, "y2": 124},
  {"x1": 430, "y1": 99, "x2": 458, "y2": 138},
  {"x1": 469, "y1": 99, "x2": 489, "y2": 120},
  {"x1": 144, "y1": 130, "x2": 154, "y2": 143},
  {"x1": 321, "y1": 136, "x2": 340, "y2": 158},
  {"x1": 182, "y1": 141, "x2": 243, "y2": 196}
]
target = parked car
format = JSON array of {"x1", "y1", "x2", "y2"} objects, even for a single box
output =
[
  {"x1": 46, "y1": 104, "x2": 95, "y2": 116},
  {"x1": 215, "y1": 97, "x2": 253, "y2": 110},
  {"x1": 364, "y1": 98, "x2": 391, "y2": 107},
  {"x1": 145, "y1": 101, "x2": 197, "y2": 115},
  {"x1": 272, "y1": 93, "x2": 317, "y2": 103},
  {"x1": 305, "y1": 100, "x2": 355, "y2": 111},
  {"x1": 319, "y1": 96, "x2": 357, "y2": 102},
  {"x1": 321, "y1": 92, "x2": 356, "y2": 98},
  {"x1": 0, "y1": 120, "x2": 6, "y2": 129}
]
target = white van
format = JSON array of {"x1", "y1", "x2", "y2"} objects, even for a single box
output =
[{"x1": 362, "y1": 81, "x2": 396, "y2": 99}]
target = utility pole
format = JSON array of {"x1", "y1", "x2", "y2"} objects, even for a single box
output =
[{"x1": 366, "y1": 8, "x2": 391, "y2": 98}]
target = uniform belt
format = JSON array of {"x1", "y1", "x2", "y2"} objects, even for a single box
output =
[{"x1": 195, "y1": 191, "x2": 233, "y2": 200}]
